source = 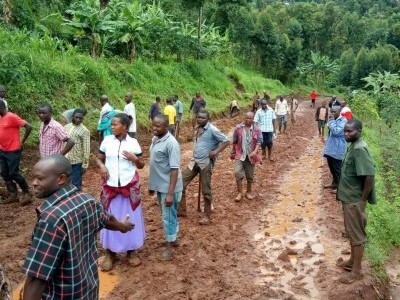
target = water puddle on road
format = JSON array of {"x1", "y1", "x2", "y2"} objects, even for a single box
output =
[{"x1": 253, "y1": 138, "x2": 342, "y2": 299}]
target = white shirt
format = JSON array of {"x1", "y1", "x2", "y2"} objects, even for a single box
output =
[
  {"x1": 124, "y1": 102, "x2": 136, "y2": 132},
  {"x1": 275, "y1": 99, "x2": 289, "y2": 115},
  {"x1": 99, "y1": 135, "x2": 142, "y2": 187},
  {"x1": 99, "y1": 102, "x2": 112, "y2": 125}
]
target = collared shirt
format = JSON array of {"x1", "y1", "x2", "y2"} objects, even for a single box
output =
[
  {"x1": 189, "y1": 122, "x2": 229, "y2": 169},
  {"x1": 337, "y1": 138, "x2": 376, "y2": 204},
  {"x1": 232, "y1": 123, "x2": 263, "y2": 163},
  {"x1": 190, "y1": 97, "x2": 206, "y2": 114},
  {"x1": 124, "y1": 102, "x2": 137, "y2": 132},
  {"x1": 99, "y1": 135, "x2": 142, "y2": 187},
  {"x1": 39, "y1": 119, "x2": 70, "y2": 158},
  {"x1": 240, "y1": 127, "x2": 253, "y2": 161},
  {"x1": 99, "y1": 102, "x2": 112, "y2": 125},
  {"x1": 163, "y1": 105, "x2": 176, "y2": 125},
  {"x1": 149, "y1": 132, "x2": 183, "y2": 193},
  {"x1": 174, "y1": 100, "x2": 184, "y2": 114},
  {"x1": 275, "y1": 99, "x2": 289, "y2": 115},
  {"x1": 64, "y1": 123, "x2": 90, "y2": 168},
  {"x1": 254, "y1": 107, "x2": 276, "y2": 132},
  {"x1": 149, "y1": 102, "x2": 161, "y2": 120},
  {"x1": 0, "y1": 112, "x2": 26, "y2": 151},
  {"x1": 323, "y1": 116, "x2": 347, "y2": 160},
  {"x1": 22, "y1": 184, "x2": 109, "y2": 300}
]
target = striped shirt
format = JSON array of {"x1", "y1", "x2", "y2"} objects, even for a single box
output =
[
  {"x1": 22, "y1": 184, "x2": 109, "y2": 300},
  {"x1": 254, "y1": 107, "x2": 276, "y2": 132},
  {"x1": 39, "y1": 119, "x2": 70, "y2": 158},
  {"x1": 64, "y1": 123, "x2": 90, "y2": 168}
]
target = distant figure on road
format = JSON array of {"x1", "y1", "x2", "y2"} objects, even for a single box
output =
[
  {"x1": 163, "y1": 96, "x2": 177, "y2": 135},
  {"x1": 328, "y1": 95, "x2": 341, "y2": 108},
  {"x1": 124, "y1": 92, "x2": 137, "y2": 138},
  {"x1": 315, "y1": 101, "x2": 329, "y2": 139},
  {"x1": 340, "y1": 101, "x2": 353, "y2": 120},
  {"x1": 189, "y1": 92, "x2": 206, "y2": 128},
  {"x1": 252, "y1": 91, "x2": 260, "y2": 112},
  {"x1": 336, "y1": 119, "x2": 376, "y2": 284},
  {"x1": 290, "y1": 96, "x2": 299, "y2": 124},
  {"x1": 274, "y1": 96, "x2": 289, "y2": 134},
  {"x1": 0, "y1": 85, "x2": 8, "y2": 108},
  {"x1": 97, "y1": 95, "x2": 115, "y2": 144},
  {"x1": 149, "y1": 96, "x2": 161, "y2": 121},
  {"x1": 230, "y1": 99, "x2": 239, "y2": 117},
  {"x1": 231, "y1": 112, "x2": 262, "y2": 202},
  {"x1": 173, "y1": 95, "x2": 184, "y2": 138},
  {"x1": 310, "y1": 90, "x2": 317, "y2": 108},
  {"x1": 254, "y1": 99, "x2": 276, "y2": 161}
]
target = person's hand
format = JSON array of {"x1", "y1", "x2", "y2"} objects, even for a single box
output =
[
  {"x1": 149, "y1": 190, "x2": 155, "y2": 196},
  {"x1": 209, "y1": 150, "x2": 218, "y2": 160},
  {"x1": 99, "y1": 165, "x2": 109, "y2": 181},
  {"x1": 123, "y1": 150, "x2": 137, "y2": 162},
  {"x1": 165, "y1": 194, "x2": 173, "y2": 207},
  {"x1": 120, "y1": 214, "x2": 135, "y2": 233},
  {"x1": 250, "y1": 150, "x2": 257, "y2": 158}
]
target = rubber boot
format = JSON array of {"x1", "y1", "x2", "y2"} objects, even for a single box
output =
[
  {"x1": 127, "y1": 250, "x2": 141, "y2": 267},
  {"x1": 199, "y1": 199, "x2": 211, "y2": 225},
  {"x1": 246, "y1": 182, "x2": 254, "y2": 200},
  {"x1": 235, "y1": 180, "x2": 243, "y2": 202},
  {"x1": 101, "y1": 250, "x2": 115, "y2": 272},
  {"x1": 177, "y1": 192, "x2": 187, "y2": 217}
]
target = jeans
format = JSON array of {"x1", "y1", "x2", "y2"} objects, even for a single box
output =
[
  {"x1": 71, "y1": 163, "x2": 83, "y2": 191},
  {"x1": 157, "y1": 191, "x2": 182, "y2": 242},
  {"x1": 0, "y1": 149, "x2": 29, "y2": 193},
  {"x1": 325, "y1": 155, "x2": 342, "y2": 187}
]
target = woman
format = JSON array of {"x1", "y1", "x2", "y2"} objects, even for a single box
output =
[{"x1": 96, "y1": 113, "x2": 145, "y2": 271}]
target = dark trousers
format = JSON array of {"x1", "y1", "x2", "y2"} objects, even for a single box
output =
[
  {"x1": 0, "y1": 149, "x2": 29, "y2": 193},
  {"x1": 325, "y1": 155, "x2": 342, "y2": 187},
  {"x1": 71, "y1": 163, "x2": 83, "y2": 191}
]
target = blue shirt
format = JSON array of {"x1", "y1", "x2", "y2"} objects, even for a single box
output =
[
  {"x1": 254, "y1": 107, "x2": 276, "y2": 132},
  {"x1": 191, "y1": 122, "x2": 229, "y2": 168},
  {"x1": 174, "y1": 100, "x2": 184, "y2": 114},
  {"x1": 149, "y1": 132, "x2": 183, "y2": 193},
  {"x1": 323, "y1": 116, "x2": 347, "y2": 160}
]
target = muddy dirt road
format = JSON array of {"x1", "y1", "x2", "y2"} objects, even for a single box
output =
[{"x1": 0, "y1": 98, "x2": 387, "y2": 299}]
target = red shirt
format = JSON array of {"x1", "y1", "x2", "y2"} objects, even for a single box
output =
[
  {"x1": 310, "y1": 91, "x2": 317, "y2": 100},
  {"x1": 0, "y1": 112, "x2": 26, "y2": 151}
]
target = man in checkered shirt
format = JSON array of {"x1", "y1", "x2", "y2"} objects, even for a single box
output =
[{"x1": 21, "y1": 154, "x2": 134, "y2": 299}]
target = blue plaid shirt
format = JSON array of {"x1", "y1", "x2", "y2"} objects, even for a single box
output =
[{"x1": 254, "y1": 106, "x2": 276, "y2": 132}]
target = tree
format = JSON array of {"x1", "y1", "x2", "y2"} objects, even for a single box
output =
[
  {"x1": 297, "y1": 51, "x2": 339, "y2": 86},
  {"x1": 352, "y1": 47, "x2": 372, "y2": 88},
  {"x1": 338, "y1": 48, "x2": 355, "y2": 86}
]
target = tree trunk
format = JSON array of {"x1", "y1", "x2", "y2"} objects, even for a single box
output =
[
  {"x1": 197, "y1": 5, "x2": 203, "y2": 59},
  {"x1": 128, "y1": 44, "x2": 136, "y2": 63},
  {"x1": 92, "y1": 37, "x2": 99, "y2": 58}
]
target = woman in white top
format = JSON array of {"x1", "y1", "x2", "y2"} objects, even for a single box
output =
[{"x1": 96, "y1": 113, "x2": 145, "y2": 271}]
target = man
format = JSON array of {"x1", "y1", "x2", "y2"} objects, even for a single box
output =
[
  {"x1": 336, "y1": 119, "x2": 376, "y2": 284},
  {"x1": 21, "y1": 154, "x2": 134, "y2": 299},
  {"x1": 310, "y1": 90, "x2": 317, "y2": 108},
  {"x1": 0, "y1": 100, "x2": 32, "y2": 205},
  {"x1": 149, "y1": 115, "x2": 183, "y2": 260},
  {"x1": 254, "y1": 99, "x2": 276, "y2": 161},
  {"x1": 124, "y1": 92, "x2": 137, "y2": 138},
  {"x1": 189, "y1": 92, "x2": 206, "y2": 128},
  {"x1": 328, "y1": 95, "x2": 342, "y2": 108},
  {"x1": 231, "y1": 112, "x2": 262, "y2": 201},
  {"x1": 64, "y1": 109, "x2": 90, "y2": 191},
  {"x1": 179, "y1": 110, "x2": 229, "y2": 225},
  {"x1": 230, "y1": 99, "x2": 239, "y2": 117},
  {"x1": 0, "y1": 85, "x2": 8, "y2": 108},
  {"x1": 323, "y1": 106, "x2": 347, "y2": 189},
  {"x1": 340, "y1": 101, "x2": 353, "y2": 120},
  {"x1": 173, "y1": 95, "x2": 184, "y2": 138},
  {"x1": 149, "y1": 96, "x2": 161, "y2": 121},
  {"x1": 61, "y1": 108, "x2": 87, "y2": 125},
  {"x1": 290, "y1": 97, "x2": 299, "y2": 124},
  {"x1": 38, "y1": 103, "x2": 74, "y2": 158},
  {"x1": 252, "y1": 91, "x2": 260, "y2": 113},
  {"x1": 315, "y1": 101, "x2": 329, "y2": 139},
  {"x1": 97, "y1": 95, "x2": 115, "y2": 144},
  {"x1": 274, "y1": 96, "x2": 289, "y2": 134},
  {"x1": 163, "y1": 96, "x2": 177, "y2": 135}
]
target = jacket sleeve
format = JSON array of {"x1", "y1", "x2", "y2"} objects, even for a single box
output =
[{"x1": 328, "y1": 118, "x2": 346, "y2": 136}]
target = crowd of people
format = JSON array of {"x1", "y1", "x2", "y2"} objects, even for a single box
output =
[{"x1": 0, "y1": 84, "x2": 376, "y2": 298}]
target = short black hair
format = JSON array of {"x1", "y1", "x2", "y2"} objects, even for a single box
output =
[
  {"x1": 114, "y1": 113, "x2": 131, "y2": 129},
  {"x1": 346, "y1": 118, "x2": 362, "y2": 131},
  {"x1": 0, "y1": 100, "x2": 6, "y2": 109},
  {"x1": 72, "y1": 109, "x2": 87, "y2": 117},
  {"x1": 154, "y1": 114, "x2": 169, "y2": 126},
  {"x1": 197, "y1": 110, "x2": 210, "y2": 119},
  {"x1": 38, "y1": 103, "x2": 53, "y2": 112},
  {"x1": 41, "y1": 154, "x2": 72, "y2": 179}
]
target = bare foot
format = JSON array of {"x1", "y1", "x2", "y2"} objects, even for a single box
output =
[
  {"x1": 336, "y1": 257, "x2": 353, "y2": 272},
  {"x1": 339, "y1": 272, "x2": 363, "y2": 284}
]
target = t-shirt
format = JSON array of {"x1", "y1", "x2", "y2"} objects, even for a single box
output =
[
  {"x1": 337, "y1": 138, "x2": 376, "y2": 204},
  {"x1": 124, "y1": 102, "x2": 137, "y2": 132},
  {"x1": 310, "y1": 92, "x2": 317, "y2": 100},
  {"x1": 275, "y1": 99, "x2": 289, "y2": 115},
  {"x1": 0, "y1": 112, "x2": 26, "y2": 151},
  {"x1": 174, "y1": 100, "x2": 184, "y2": 114},
  {"x1": 318, "y1": 107, "x2": 328, "y2": 121},
  {"x1": 190, "y1": 97, "x2": 206, "y2": 114},
  {"x1": 163, "y1": 105, "x2": 176, "y2": 125}
]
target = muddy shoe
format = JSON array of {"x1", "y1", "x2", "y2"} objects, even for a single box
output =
[
  {"x1": 160, "y1": 248, "x2": 174, "y2": 261},
  {"x1": 20, "y1": 192, "x2": 32, "y2": 206},
  {"x1": 199, "y1": 216, "x2": 211, "y2": 225},
  {"x1": 245, "y1": 192, "x2": 254, "y2": 200},
  {"x1": 336, "y1": 257, "x2": 353, "y2": 272},
  {"x1": 234, "y1": 193, "x2": 242, "y2": 202},
  {"x1": 127, "y1": 251, "x2": 141, "y2": 267},
  {"x1": 101, "y1": 251, "x2": 115, "y2": 272}
]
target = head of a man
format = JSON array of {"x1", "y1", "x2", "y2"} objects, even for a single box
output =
[
  {"x1": 156, "y1": 96, "x2": 161, "y2": 103},
  {"x1": 0, "y1": 85, "x2": 5, "y2": 98},
  {"x1": 174, "y1": 95, "x2": 179, "y2": 103},
  {"x1": 322, "y1": 101, "x2": 327, "y2": 107},
  {"x1": 197, "y1": 110, "x2": 210, "y2": 127},
  {"x1": 37, "y1": 103, "x2": 53, "y2": 124},
  {"x1": 100, "y1": 95, "x2": 109, "y2": 106},
  {"x1": 125, "y1": 92, "x2": 133, "y2": 104},
  {"x1": 244, "y1": 112, "x2": 254, "y2": 127},
  {"x1": 344, "y1": 119, "x2": 362, "y2": 143},
  {"x1": 0, "y1": 100, "x2": 7, "y2": 117},
  {"x1": 330, "y1": 106, "x2": 341, "y2": 119},
  {"x1": 166, "y1": 97, "x2": 173, "y2": 105},
  {"x1": 32, "y1": 154, "x2": 72, "y2": 199},
  {"x1": 152, "y1": 114, "x2": 169, "y2": 137},
  {"x1": 72, "y1": 109, "x2": 85, "y2": 126},
  {"x1": 195, "y1": 92, "x2": 201, "y2": 98},
  {"x1": 279, "y1": 95, "x2": 283, "y2": 102},
  {"x1": 260, "y1": 99, "x2": 268, "y2": 110}
]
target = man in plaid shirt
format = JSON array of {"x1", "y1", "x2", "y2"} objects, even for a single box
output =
[
  {"x1": 38, "y1": 103, "x2": 75, "y2": 158},
  {"x1": 254, "y1": 99, "x2": 276, "y2": 161},
  {"x1": 22, "y1": 154, "x2": 134, "y2": 300}
]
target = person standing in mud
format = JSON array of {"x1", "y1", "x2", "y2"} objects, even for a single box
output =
[
  {"x1": 254, "y1": 99, "x2": 276, "y2": 161},
  {"x1": 290, "y1": 96, "x2": 298, "y2": 124},
  {"x1": 163, "y1": 96, "x2": 177, "y2": 135},
  {"x1": 189, "y1": 92, "x2": 206, "y2": 128},
  {"x1": 252, "y1": 91, "x2": 260, "y2": 112},
  {"x1": 149, "y1": 96, "x2": 161, "y2": 121},
  {"x1": 322, "y1": 106, "x2": 347, "y2": 189},
  {"x1": 310, "y1": 90, "x2": 317, "y2": 108},
  {"x1": 315, "y1": 101, "x2": 329, "y2": 139},
  {"x1": 336, "y1": 119, "x2": 376, "y2": 284},
  {"x1": 124, "y1": 92, "x2": 137, "y2": 138},
  {"x1": 22, "y1": 154, "x2": 134, "y2": 300},
  {"x1": 178, "y1": 110, "x2": 229, "y2": 225},
  {"x1": 274, "y1": 96, "x2": 289, "y2": 134},
  {"x1": 97, "y1": 95, "x2": 115, "y2": 144},
  {"x1": 231, "y1": 112, "x2": 262, "y2": 201},
  {"x1": 149, "y1": 115, "x2": 183, "y2": 260},
  {"x1": 173, "y1": 95, "x2": 184, "y2": 138}
]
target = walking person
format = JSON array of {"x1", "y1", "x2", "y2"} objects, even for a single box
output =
[
  {"x1": 22, "y1": 154, "x2": 134, "y2": 300},
  {"x1": 254, "y1": 99, "x2": 276, "y2": 161},
  {"x1": 163, "y1": 96, "x2": 177, "y2": 135},
  {"x1": 64, "y1": 109, "x2": 90, "y2": 191},
  {"x1": 96, "y1": 113, "x2": 146, "y2": 271},
  {"x1": 178, "y1": 110, "x2": 229, "y2": 225},
  {"x1": 275, "y1": 96, "x2": 289, "y2": 134},
  {"x1": 310, "y1": 90, "x2": 317, "y2": 108},
  {"x1": 230, "y1": 99, "x2": 239, "y2": 117},
  {"x1": 0, "y1": 100, "x2": 32, "y2": 205},
  {"x1": 328, "y1": 95, "x2": 342, "y2": 108},
  {"x1": 315, "y1": 101, "x2": 329, "y2": 139},
  {"x1": 252, "y1": 91, "x2": 260, "y2": 112},
  {"x1": 149, "y1": 96, "x2": 161, "y2": 121},
  {"x1": 37, "y1": 103, "x2": 75, "y2": 158},
  {"x1": 189, "y1": 92, "x2": 206, "y2": 128},
  {"x1": 336, "y1": 119, "x2": 376, "y2": 284},
  {"x1": 173, "y1": 95, "x2": 184, "y2": 138},
  {"x1": 290, "y1": 96, "x2": 299, "y2": 124},
  {"x1": 124, "y1": 92, "x2": 137, "y2": 138},
  {"x1": 149, "y1": 115, "x2": 183, "y2": 260},
  {"x1": 97, "y1": 95, "x2": 115, "y2": 144},
  {"x1": 323, "y1": 106, "x2": 347, "y2": 189},
  {"x1": 231, "y1": 112, "x2": 262, "y2": 201}
]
